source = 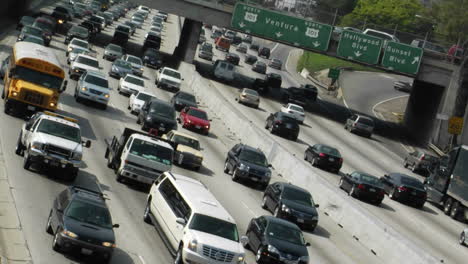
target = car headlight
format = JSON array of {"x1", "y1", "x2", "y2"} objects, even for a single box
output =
[
  {"x1": 49, "y1": 102, "x2": 56, "y2": 107},
  {"x1": 312, "y1": 215, "x2": 318, "y2": 221},
  {"x1": 12, "y1": 91, "x2": 18, "y2": 96},
  {"x1": 140, "y1": 67, "x2": 144, "y2": 71},
  {"x1": 281, "y1": 204, "x2": 290, "y2": 213},
  {"x1": 267, "y1": 244, "x2": 280, "y2": 255},
  {"x1": 187, "y1": 239, "x2": 197, "y2": 251},
  {"x1": 237, "y1": 254, "x2": 245, "y2": 264},
  {"x1": 265, "y1": 171, "x2": 271, "y2": 177},
  {"x1": 72, "y1": 152, "x2": 82, "y2": 160},
  {"x1": 146, "y1": 116, "x2": 152, "y2": 121},
  {"x1": 104, "y1": 93, "x2": 110, "y2": 98},
  {"x1": 204, "y1": 125, "x2": 209, "y2": 129},
  {"x1": 62, "y1": 229, "x2": 78, "y2": 238},
  {"x1": 102, "y1": 242, "x2": 116, "y2": 248},
  {"x1": 68, "y1": 47, "x2": 73, "y2": 52},
  {"x1": 239, "y1": 163, "x2": 249, "y2": 171},
  {"x1": 300, "y1": 256, "x2": 309, "y2": 262},
  {"x1": 81, "y1": 86, "x2": 87, "y2": 91},
  {"x1": 31, "y1": 142, "x2": 43, "y2": 150}
]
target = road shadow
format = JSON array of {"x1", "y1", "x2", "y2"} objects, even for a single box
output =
[
  {"x1": 63, "y1": 247, "x2": 135, "y2": 264},
  {"x1": 55, "y1": 106, "x2": 97, "y2": 140},
  {"x1": 308, "y1": 225, "x2": 330, "y2": 238},
  {"x1": 420, "y1": 204, "x2": 438, "y2": 215},
  {"x1": 295, "y1": 138, "x2": 309, "y2": 146},
  {"x1": 378, "y1": 202, "x2": 396, "y2": 212}
]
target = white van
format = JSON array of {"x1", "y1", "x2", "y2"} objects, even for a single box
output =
[
  {"x1": 213, "y1": 60, "x2": 236, "y2": 83},
  {"x1": 144, "y1": 172, "x2": 247, "y2": 264}
]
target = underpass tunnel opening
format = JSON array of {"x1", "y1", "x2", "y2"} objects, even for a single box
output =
[
  {"x1": 404, "y1": 80, "x2": 445, "y2": 144},
  {"x1": 172, "y1": 18, "x2": 202, "y2": 67}
]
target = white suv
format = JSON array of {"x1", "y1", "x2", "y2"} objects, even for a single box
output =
[
  {"x1": 144, "y1": 172, "x2": 247, "y2": 264},
  {"x1": 156, "y1": 67, "x2": 183, "y2": 92},
  {"x1": 75, "y1": 71, "x2": 111, "y2": 109}
]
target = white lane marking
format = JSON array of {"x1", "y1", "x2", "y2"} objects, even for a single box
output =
[
  {"x1": 138, "y1": 255, "x2": 147, "y2": 264},
  {"x1": 371, "y1": 94, "x2": 413, "y2": 152},
  {"x1": 271, "y1": 43, "x2": 279, "y2": 53},
  {"x1": 241, "y1": 201, "x2": 256, "y2": 217}
]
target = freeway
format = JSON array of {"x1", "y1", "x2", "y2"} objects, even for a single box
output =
[
  {"x1": 194, "y1": 26, "x2": 468, "y2": 264},
  {"x1": 0, "y1": 3, "x2": 382, "y2": 264}
]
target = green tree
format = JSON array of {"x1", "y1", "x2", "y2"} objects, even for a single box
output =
[
  {"x1": 319, "y1": 0, "x2": 357, "y2": 15},
  {"x1": 431, "y1": 0, "x2": 468, "y2": 43},
  {"x1": 339, "y1": 0, "x2": 426, "y2": 33}
]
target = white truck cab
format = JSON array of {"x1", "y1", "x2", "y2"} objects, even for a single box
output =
[
  {"x1": 15, "y1": 111, "x2": 91, "y2": 181},
  {"x1": 156, "y1": 67, "x2": 183, "y2": 92}
]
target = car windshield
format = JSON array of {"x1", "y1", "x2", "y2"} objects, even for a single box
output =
[
  {"x1": 163, "y1": 69, "x2": 181, "y2": 79},
  {"x1": 173, "y1": 135, "x2": 200, "y2": 150},
  {"x1": 267, "y1": 222, "x2": 305, "y2": 245},
  {"x1": 423, "y1": 155, "x2": 439, "y2": 162},
  {"x1": 114, "y1": 59, "x2": 132, "y2": 69},
  {"x1": 125, "y1": 76, "x2": 144, "y2": 87},
  {"x1": 129, "y1": 138, "x2": 172, "y2": 165},
  {"x1": 118, "y1": 26, "x2": 130, "y2": 33},
  {"x1": 401, "y1": 177, "x2": 424, "y2": 189},
  {"x1": 358, "y1": 117, "x2": 374, "y2": 126},
  {"x1": 71, "y1": 26, "x2": 88, "y2": 35},
  {"x1": 65, "y1": 200, "x2": 113, "y2": 229},
  {"x1": 269, "y1": 73, "x2": 281, "y2": 79},
  {"x1": 283, "y1": 188, "x2": 313, "y2": 206},
  {"x1": 84, "y1": 74, "x2": 108, "y2": 88},
  {"x1": 144, "y1": 49, "x2": 159, "y2": 57},
  {"x1": 14, "y1": 66, "x2": 62, "y2": 90},
  {"x1": 187, "y1": 109, "x2": 208, "y2": 120},
  {"x1": 244, "y1": 89, "x2": 258, "y2": 96},
  {"x1": 126, "y1": 56, "x2": 142, "y2": 65},
  {"x1": 279, "y1": 114, "x2": 297, "y2": 123},
  {"x1": 71, "y1": 39, "x2": 88, "y2": 49},
  {"x1": 189, "y1": 213, "x2": 239, "y2": 242},
  {"x1": 136, "y1": 93, "x2": 154, "y2": 102},
  {"x1": 239, "y1": 149, "x2": 268, "y2": 166},
  {"x1": 23, "y1": 26, "x2": 42, "y2": 36},
  {"x1": 290, "y1": 105, "x2": 304, "y2": 112},
  {"x1": 150, "y1": 103, "x2": 176, "y2": 119},
  {"x1": 36, "y1": 119, "x2": 81, "y2": 143},
  {"x1": 319, "y1": 145, "x2": 340, "y2": 157},
  {"x1": 24, "y1": 37, "x2": 44, "y2": 45},
  {"x1": 107, "y1": 44, "x2": 122, "y2": 52},
  {"x1": 33, "y1": 21, "x2": 52, "y2": 33},
  {"x1": 256, "y1": 62, "x2": 266, "y2": 67},
  {"x1": 357, "y1": 173, "x2": 382, "y2": 186},
  {"x1": 76, "y1": 56, "x2": 99, "y2": 68},
  {"x1": 133, "y1": 17, "x2": 143, "y2": 23},
  {"x1": 178, "y1": 93, "x2": 196, "y2": 102}
]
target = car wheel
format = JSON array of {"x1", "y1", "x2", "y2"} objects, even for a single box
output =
[
  {"x1": 411, "y1": 164, "x2": 418, "y2": 173},
  {"x1": 23, "y1": 150, "x2": 31, "y2": 170},
  {"x1": 460, "y1": 232, "x2": 466, "y2": 246},
  {"x1": 339, "y1": 178, "x2": 344, "y2": 190},
  {"x1": 261, "y1": 196, "x2": 268, "y2": 209},
  {"x1": 174, "y1": 245, "x2": 183, "y2": 264},
  {"x1": 349, "y1": 185, "x2": 356, "y2": 197},
  {"x1": 403, "y1": 159, "x2": 408, "y2": 168},
  {"x1": 232, "y1": 168, "x2": 239, "y2": 182},
  {"x1": 311, "y1": 157, "x2": 317, "y2": 167},
  {"x1": 450, "y1": 201, "x2": 460, "y2": 219},
  {"x1": 45, "y1": 210, "x2": 53, "y2": 234},
  {"x1": 304, "y1": 152, "x2": 308, "y2": 161},
  {"x1": 116, "y1": 172, "x2": 123, "y2": 182},
  {"x1": 444, "y1": 198, "x2": 453, "y2": 215},
  {"x1": 143, "y1": 199, "x2": 152, "y2": 224},
  {"x1": 52, "y1": 229, "x2": 61, "y2": 252},
  {"x1": 389, "y1": 188, "x2": 398, "y2": 201},
  {"x1": 223, "y1": 160, "x2": 230, "y2": 174},
  {"x1": 15, "y1": 132, "x2": 24, "y2": 156},
  {"x1": 256, "y1": 247, "x2": 265, "y2": 264},
  {"x1": 243, "y1": 231, "x2": 251, "y2": 250},
  {"x1": 264, "y1": 121, "x2": 269, "y2": 129},
  {"x1": 136, "y1": 116, "x2": 141, "y2": 124}
]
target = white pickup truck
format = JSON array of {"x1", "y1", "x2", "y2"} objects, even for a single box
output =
[
  {"x1": 15, "y1": 111, "x2": 91, "y2": 181},
  {"x1": 156, "y1": 67, "x2": 183, "y2": 92}
]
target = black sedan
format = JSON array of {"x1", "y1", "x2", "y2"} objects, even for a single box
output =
[
  {"x1": 380, "y1": 173, "x2": 427, "y2": 208},
  {"x1": 304, "y1": 144, "x2": 343, "y2": 173},
  {"x1": 170, "y1": 91, "x2": 198, "y2": 111},
  {"x1": 142, "y1": 48, "x2": 163, "y2": 69},
  {"x1": 45, "y1": 179, "x2": 119, "y2": 263},
  {"x1": 245, "y1": 216, "x2": 310, "y2": 264},
  {"x1": 339, "y1": 172, "x2": 385, "y2": 205},
  {"x1": 245, "y1": 54, "x2": 258, "y2": 65},
  {"x1": 252, "y1": 61, "x2": 267, "y2": 74},
  {"x1": 225, "y1": 52, "x2": 240, "y2": 65},
  {"x1": 262, "y1": 182, "x2": 319, "y2": 231},
  {"x1": 265, "y1": 112, "x2": 300, "y2": 141}
]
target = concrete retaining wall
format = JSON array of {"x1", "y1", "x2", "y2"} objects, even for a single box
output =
[{"x1": 184, "y1": 63, "x2": 440, "y2": 264}]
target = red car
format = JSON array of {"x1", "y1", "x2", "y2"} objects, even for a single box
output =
[{"x1": 179, "y1": 107, "x2": 211, "y2": 135}]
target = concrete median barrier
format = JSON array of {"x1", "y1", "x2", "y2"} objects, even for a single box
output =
[{"x1": 182, "y1": 62, "x2": 440, "y2": 264}]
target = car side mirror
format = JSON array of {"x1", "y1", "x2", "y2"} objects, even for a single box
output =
[
  {"x1": 240, "y1": 235, "x2": 249, "y2": 245},
  {"x1": 82, "y1": 140, "x2": 91, "y2": 148},
  {"x1": 305, "y1": 242, "x2": 311, "y2": 247},
  {"x1": 315, "y1": 204, "x2": 319, "y2": 208},
  {"x1": 175, "y1": 218, "x2": 186, "y2": 226},
  {"x1": 113, "y1": 224, "x2": 120, "y2": 228},
  {"x1": 209, "y1": 119, "x2": 212, "y2": 122}
]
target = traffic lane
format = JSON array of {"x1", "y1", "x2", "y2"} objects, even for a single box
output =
[
  {"x1": 207, "y1": 77, "x2": 468, "y2": 263},
  {"x1": 0, "y1": 7, "x2": 179, "y2": 264},
  {"x1": 340, "y1": 71, "x2": 412, "y2": 115}
]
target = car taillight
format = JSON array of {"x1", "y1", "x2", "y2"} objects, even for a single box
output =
[
  {"x1": 357, "y1": 184, "x2": 365, "y2": 189},
  {"x1": 420, "y1": 155, "x2": 425, "y2": 161},
  {"x1": 319, "y1": 153, "x2": 326, "y2": 157},
  {"x1": 275, "y1": 120, "x2": 282, "y2": 125},
  {"x1": 124, "y1": 160, "x2": 129, "y2": 164},
  {"x1": 338, "y1": 158, "x2": 343, "y2": 163},
  {"x1": 398, "y1": 186, "x2": 407, "y2": 192}
]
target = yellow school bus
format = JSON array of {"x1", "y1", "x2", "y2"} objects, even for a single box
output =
[{"x1": 2, "y1": 42, "x2": 67, "y2": 115}]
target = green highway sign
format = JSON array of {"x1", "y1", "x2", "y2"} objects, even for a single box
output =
[
  {"x1": 231, "y1": 3, "x2": 333, "y2": 51},
  {"x1": 328, "y1": 68, "x2": 340, "y2": 79},
  {"x1": 381, "y1": 42, "x2": 423, "y2": 75},
  {"x1": 337, "y1": 30, "x2": 383, "y2": 64}
]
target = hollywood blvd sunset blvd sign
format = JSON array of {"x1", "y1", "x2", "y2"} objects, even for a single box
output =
[
  {"x1": 231, "y1": 3, "x2": 333, "y2": 51},
  {"x1": 381, "y1": 42, "x2": 423, "y2": 75},
  {"x1": 337, "y1": 30, "x2": 383, "y2": 64}
]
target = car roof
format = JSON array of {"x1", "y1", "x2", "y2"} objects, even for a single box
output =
[
  {"x1": 276, "y1": 111, "x2": 296, "y2": 119},
  {"x1": 187, "y1": 107, "x2": 206, "y2": 113},
  {"x1": 264, "y1": 215, "x2": 300, "y2": 229},
  {"x1": 239, "y1": 143, "x2": 264, "y2": 154},
  {"x1": 356, "y1": 114, "x2": 373, "y2": 121},
  {"x1": 38, "y1": 112, "x2": 80, "y2": 128},
  {"x1": 278, "y1": 182, "x2": 310, "y2": 194},
  {"x1": 124, "y1": 74, "x2": 144, "y2": 81},
  {"x1": 167, "y1": 172, "x2": 236, "y2": 223},
  {"x1": 132, "y1": 133, "x2": 173, "y2": 149},
  {"x1": 149, "y1": 98, "x2": 173, "y2": 107},
  {"x1": 76, "y1": 54, "x2": 97, "y2": 61},
  {"x1": 170, "y1": 130, "x2": 199, "y2": 141},
  {"x1": 85, "y1": 70, "x2": 106, "y2": 79}
]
